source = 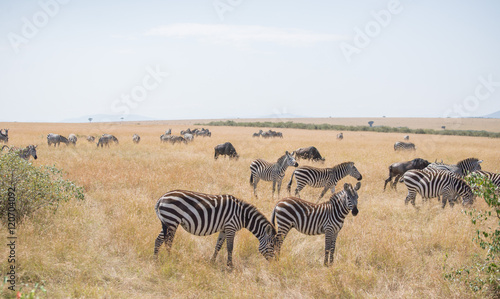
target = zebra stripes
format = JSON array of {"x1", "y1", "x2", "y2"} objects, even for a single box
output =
[
  {"x1": 401, "y1": 169, "x2": 474, "y2": 208},
  {"x1": 3, "y1": 145, "x2": 38, "y2": 160},
  {"x1": 426, "y1": 158, "x2": 482, "y2": 177},
  {"x1": 271, "y1": 182, "x2": 361, "y2": 266},
  {"x1": 394, "y1": 142, "x2": 415, "y2": 151},
  {"x1": 154, "y1": 190, "x2": 276, "y2": 267},
  {"x1": 287, "y1": 162, "x2": 362, "y2": 202},
  {"x1": 249, "y1": 151, "x2": 298, "y2": 198},
  {"x1": 476, "y1": 170, "x2": 500, "y2": 188}
]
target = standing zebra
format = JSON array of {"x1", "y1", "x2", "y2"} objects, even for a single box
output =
[
  {"x1": 400, "y1": 169, "x2": 474, "y2": 208},
  {"x1": 4, "y1": 145, "x2": 38, "y2": 160},
  {"x1": 154, "y1": 190, "x2": 276, "y2": 268},
  {"x1": 426, "y1": 158, "x2": 482, "y2": 177},
  {"x1": 132, "y1": 134, "x2": 140, "y2": 144},
  {"x1": 47, "y1": 133, "x2": 69, "y2": 147},
  {"x1": 272, "y1": 182, "x2": 361, "y2": 266},
  {"x1": 287, "y1": 162, "x2": 362, "y2": 202},
  {"x1": 394, "y1": 141, "x2": 415, "y2": 151},
  {"x1": 475, "y1": 170, "x2": 500, "y2": 189},
  {"x1": 0, "y1": 129, "x2": 8, "y2": 143},
  {"x1": 249, "y1": 151, "x2": 298, "y2": 198},
  {"x1": 337, "y1": 133, "x2": 343, "y2": 140}
]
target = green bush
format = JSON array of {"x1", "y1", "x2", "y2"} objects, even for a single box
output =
[
  {"x1": 446, "y1": 173, "x2": 500, "y2": 295},
  {"x1": 0, "y1": 152, "x2": 84, "y2": 224}
]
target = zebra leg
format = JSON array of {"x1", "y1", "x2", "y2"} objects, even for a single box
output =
[
  {"x1": 277, "y1": 179, "x2": 283, "y2": 198},
  {"x1": 317, "y1": 186, "x2": 330, "y2": 203},
  {"x1": 272, "y1": 180, "x2": 277, "y2": 197},
  {"x1": 275, "y1": 227, "x2": 291, "y2": 259},
  {"x1": 328, "y1": 232, "x2": 338, "y2": 266},
  {"x1": 253, "y1": 176, "x2": 260, "y2": 198},
  {"x1": 324, "y1": 230, "x2": 336, "y2": 266},
  {"x1": 225, "y1": 230, "x2": 236, "y2": 268},
  {"x1": 405, "y1": 190, "x2": 416, "y2": 206},
  {"x1": 154, "y1": 223, "x2": 177, "y2": 257},
  {"x1": 211, "y1": 231, "x2": 226, "y2": 263}
]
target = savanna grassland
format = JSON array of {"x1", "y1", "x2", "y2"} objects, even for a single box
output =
[{"x1": 1, "y1": 119, "x2": 500, "y2": 298}]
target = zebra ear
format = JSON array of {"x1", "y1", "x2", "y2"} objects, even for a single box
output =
[
  {"x1": 285, "y1": 151, "x2": 290, "y2": 155},
  {"x1": 343, "y1": 183, "x2": 350, "y2": 191},
  {"x1": 265, "y1": 225, "x2": 273, "y2": 236},
  {"x1": 354, "y1": 182, "x2": 361, "y2": 191},
  {"x1": 478, "y1": 160, "x2": 483, "y2": 164}
]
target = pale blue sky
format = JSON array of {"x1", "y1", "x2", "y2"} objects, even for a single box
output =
[{"x1": 1, "y1": 0, "x2": 500, "y2": 122}]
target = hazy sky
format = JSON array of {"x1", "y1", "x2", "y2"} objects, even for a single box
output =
[{"x1": 1, "y1": 0, "x2": 500, "y2": 122}]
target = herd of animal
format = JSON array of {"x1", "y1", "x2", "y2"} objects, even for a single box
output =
[{"x1": 2, "y1": 127, "x2": 499, "y2": 269}]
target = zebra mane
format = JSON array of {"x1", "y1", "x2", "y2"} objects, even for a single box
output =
[
  {"x1": 457, "y1": 158, "x2": 479, "y2": 169},
  {"x1": 331, "y1": 161, "x2": 354, "y2": 171},
  {"x1": 276, "y1": 153, "x2": 288, "y2": 164},
  {"x1": 234, "y1": 198, "x2": 276, "y2": 232}
]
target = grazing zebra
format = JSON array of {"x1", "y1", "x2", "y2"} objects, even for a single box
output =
[
  {"x1": 87, "y1": 136, "x2": 95, "y2": 143},
  {"x1": 5, "y1": 145, "x2": 38, "y2": 160},
  {"x1": 253, "y1": 130, "x2": 263, "y2": 137},
  {"x1": 68, "y1": 134, "x2": 77, "y2": 145},
  {"x1": 132, "y1": 134, "x2": 140, "y2": 144},
  {"x1": 426, "y1": 158, "x2": 482, "y2": 177},
  {"x1": 249, "y1": 151, "x2": 298, "y2": 198},
  {"x1": 0, "y1": 129, "x2": 8, "y2": 143},
  {"x1": 272, "y1": 182, "x2": 361, "y2": 266},
  {"x1": 184, "y1": 133, "x2": 194, "y2": 142},
  {"x1": 475, "y1": 170, "x2": 500, "y2": 189},
  {"x1": 97, "y1": 134, "x2": 119, "y2": 147},
  {"x1": 47, "y1": 133, "x2": 69, "y2": 147},
  {"x1": 161, "y1": 135, "x2": 187, "y2": 144},
  {"x1": 154, "y1": 190, "x2": 276, "y2": 268},
  {"x1": 287, "y1": 162, "x2": 362, "y2": 202},
  {"x1": 337, "y1": 133, "x2": 343, "y2": 140},
  {"x1": 394, "y1": 141, "x2": 415, "y2": 151},
  {"x1": 400, "y1": 169, "x2": 474, "y2": 208}
]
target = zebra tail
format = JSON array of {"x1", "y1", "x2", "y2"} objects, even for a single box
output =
[
  {"x1": 286, "y1": 171, "x2": 295, "y2": 193},
  {"x1": 271, "y1": 209, "x2": 276, "y2": 226},
  {"x1": 399, "y1": 175, "x2": 405, "y2": 183},
  {"x1": 250, "y1": 173, "x2": 254, "y2": 185}
]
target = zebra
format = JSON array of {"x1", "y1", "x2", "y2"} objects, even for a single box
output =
[
  {"x1": 165, "y1": 128, "x2": 172, "y2": 135},
  {"x1": 68, "y1": 134, "x2": 77, "y2": 145},
  {"x1": 132, "y1": 134, "x2": 140, "y2": 144},
  {"x1": 271, "y1": 182, "x2": 361, "y2": 266},
  {"x1": 154, "y1": 190, "x2": 276, "y2": 268},
  {"x1": 4, "y1": 145, "x2": 38, "y2": 160},
  {"x1": 249, "y1": 151, "x2": 298, "y2": 198},
  {"x1": 87, "y1": 136, "x2": 95, "y2": 143},
  {"x1": 47, "y1": 133, "x2": 69, "y2": 147},
  {"x1": 404, "y1": 135, "x2": 409, "y2": 141},
  {"x1": 475, "y1": 170, "x2": 500, "y2": 189},
  {"x1": 394, "y1": 141, "x2": 415, "y2": 151},
  {"x1": 426, "y1": 158, "x2": 482, "y2": 177},
  {"x1": 400, "y1": 169, "x2": 475, "y2": 208},
  {"x1": 337, "y1": 133, "x2": 343, "y2": 140},
  {"x1": 161, "y1": 135, "x2": 187, "y2": 144},
  {"x1": 183, "y1": 133, "x2": 194, "y2": 142},
  {"x1": 97, "y1": 134, "x2": 119, "y2": 147},
  {"x1": 253, "y1": 130, "x2": 263, "y2": 137},
  {"x1": 0, "y1": 129, "x2": 8, "y2": 143},
  {"x1": 287, "y1": 162, "x2": 362, "y2": 202}
]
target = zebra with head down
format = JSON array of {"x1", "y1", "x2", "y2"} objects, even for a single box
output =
[{"x1": 47, "y1": 133, "x2": 69, "y2": 147}]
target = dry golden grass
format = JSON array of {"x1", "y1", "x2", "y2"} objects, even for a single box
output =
[{"x1": 1, "y1": 119, "x2": 500, "y2": 298}]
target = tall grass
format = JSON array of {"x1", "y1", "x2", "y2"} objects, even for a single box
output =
[{"x1": 0, "y1": 121, "x2": 499, "y2": 297}]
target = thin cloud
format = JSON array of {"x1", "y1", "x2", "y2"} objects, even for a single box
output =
[{"x1": 144, "y1": 23, "x2": 345, "y2": 46}]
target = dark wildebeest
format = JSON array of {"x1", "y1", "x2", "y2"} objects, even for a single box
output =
[
  {"x1": 132, "y1": 134, "x2": 140, "y2": 144},
  {"x1": 292, "y1": 146, "x2": 325, "y2": 163},
  {"x1": 68, "y1": 134, "x2": 77, "y2": 145},
  {"x1": 97, "y1": 134, "x2": 119, "y2": 147},
  {"x1": 214, "y1": 142, "x2": 239, "y2": 160},
  {"x1": 87, "y1": 136, "x2": 96, "y2": 143},
  {"x1": 4, "y1": 145, "x2": 38, "y2": 160},
  {"x1": 0, "y1": 129, "x2": 8, "y2": 143},
  {"x1": 383, "y1": 158, "x2": 430, "y2": 191},
  {"x1": 47, "y1": 133, "x2": 69, "y2": 147}
]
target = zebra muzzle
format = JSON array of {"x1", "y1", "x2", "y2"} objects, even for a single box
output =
[{"x1": 352, "y1": 207, "x2": 359, "y2": 216}]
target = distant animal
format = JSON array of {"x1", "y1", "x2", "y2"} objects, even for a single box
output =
[
  {"x1": 292, "y1": 146, "x2": 325, "y2": 163},
  {"x1": 196, "y1": 129, "x2": 211, "y2": 137},
  {"x1": 161, "y1": 135, "x2": 186, "y2": 144},
  {"x1": 337, "y1": 133, "x2": 343, "y2": 140},
  {"x1": 253, "y1": 130, "x2": 263, "y2": 137},
  {"x1": 426, "y1": 158, "x2": 482, "y2": 177},
  {"x1": 47, "y1": 133, "x2": 69, "y2": 147},
  {"x1": 400, "y1": 169, "x2": 474, "y2": 208},
  {"x1": 394, "y1": 141, "x2": 415, "y2": 151},
  {"x1": 180, "y1": 128, "x2": 192, "y2": 135},
  {"x1": 68, "y1": 134, "x2": 77, "y2": 145},
  {"x1": 132, "y1": 134, "x2": 140, "y2": 144},
  {"x1": 287, "y1": 162, "x2": 362, "y2": 202},
  {"x1": 214, "y1": 142, "x2": 239, "y2": 160},
  {"x1": 249, "y1": 151, "x2": 298, "y2": 198},
  {"x1": 272, "y1": 182, "x2": 361, "y2": 266},
  {"x1": 164, "y1": 129, "x2": 172, "y2": 135},
  {"x1": 183, "y1": 133, "x2": 194, "y2": 142},
  {"x1": 476, "y1": 170, "x2": 500, "y2": 189},
  {"x1": 97, "y1": 134, "x2": 119, "y2": 147},
  {"x1": 261, "y1": 130, "x2": 282, "y2": 139},
  {"x1": 383, "y1": 158, "x2": 430, "y2": 191},
  {"x1": 154, "y1": 190, "x2": 276, "y2": 268},
  {"x1": 87, "y1": 136, "x2": 95, "y2": 143},
  {"x1": 5, "y1": 145, "x2": 38, "y2": 160},
  {"x1": 404, "y1": 135, "x2": 409, "y2": 141},
  {"x1": 0, "y1": 129, "x2": 8, "y2": 143}
]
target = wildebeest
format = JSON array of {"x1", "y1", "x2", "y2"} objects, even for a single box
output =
[
  {"x1": 383, "y1": 158, "x2": 430, "y2": 191},
  {"x1": 0, "y1": 129, "x2": 8, "y2": 143},
  {"x1": 261, "y1": 130, "x2": 282, "y2": 138},
  {"x1": 97, "y1": 134, "x2": 119, "y2": 147},
  {"x1": 47, "y1": 133, "x2": 69, "y2": 147},
  {"x1": 87, "y1": 136, "x2": 96, "y2": 143},
  {"x1": 394, "y1": 141, "x2": 416, "y2": 151},
  {"x1": 68, "y1": 134, "x2": 77, "y2": 145},
  {"x1": 132, "y1": 134, "x2": 140, "y2": 144},
  {"x1": 214, "y1": 142, "x2": 239, "y2": 160},
  {"x1": 337, "y1": 133, "x2": 343, "y2": 140},
  {"x1": 4, "y1": 145, "x2": 38, "y2": 160},
  {"x1": 292, "y1": 146, "x2": 325, "y2": 163}
]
